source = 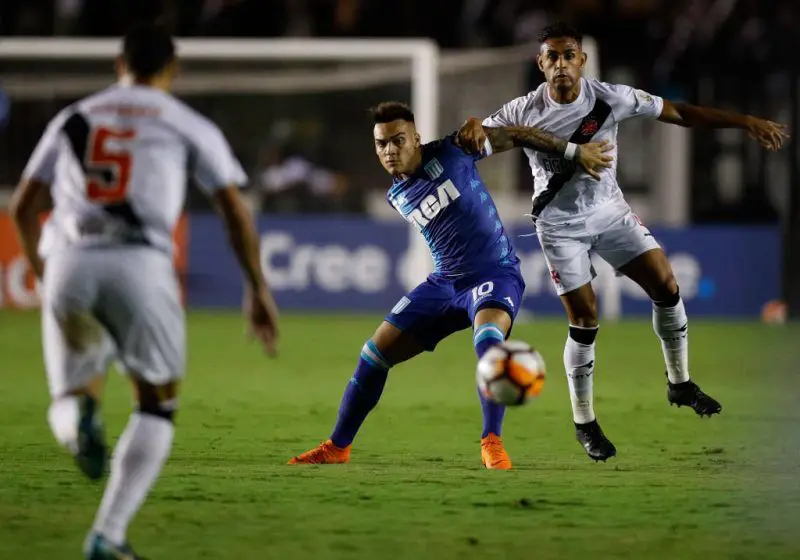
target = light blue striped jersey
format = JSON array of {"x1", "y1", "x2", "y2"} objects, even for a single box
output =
[{"x1": 386, "y1": 135, "x2": 519, "y2": 277}]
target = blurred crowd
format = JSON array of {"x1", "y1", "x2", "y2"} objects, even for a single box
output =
[{"x1": 2, "y1": 0, "x2": 796, "y2": 92}]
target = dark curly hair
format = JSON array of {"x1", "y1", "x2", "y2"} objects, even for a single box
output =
[
  {"x1": 369, "y1": 101, "x2": 415, "y2": 125},
  {"x1": 537, "y1": 22, "x2": 583, "y2": 45}
]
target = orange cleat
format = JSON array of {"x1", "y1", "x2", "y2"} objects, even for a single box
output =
[
  {"x1": 481, "y1": 433, "x2": 512, "y2": 470},
  {"x1": 288, "y1": 439, "x2": 351, "y2": 465}
]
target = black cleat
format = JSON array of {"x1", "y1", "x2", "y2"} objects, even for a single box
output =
[
  {"x1": 667, "y1": 377, "x2": 722, "y2": 417},
  {"x1": 575, "y1": 420, "x2": 617, "y2": 462},
  {"x1": 75, "y1": 395, "x2": 108, "y2": 481},
  {"x1": 84, "y1": 533, "x2": 146, "y2": 559}
]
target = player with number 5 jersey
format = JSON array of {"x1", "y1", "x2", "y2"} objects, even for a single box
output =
[
  {"x1": 10, "y1": 23, "x2": 279, "y2": 560},
  {"x1": 22, "y1": 61, "x2": 243, "y2": 257},
  {"x1": 288, "y1": 101, "x2": 613, "y2": 469}
]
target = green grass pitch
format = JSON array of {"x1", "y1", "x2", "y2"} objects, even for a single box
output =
[{"x1": 0, "y1": 310, "x2": 798, "y2": 559}]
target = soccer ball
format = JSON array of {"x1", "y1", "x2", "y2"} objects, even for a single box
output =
[{"x1": 476, "y1": 340, "x2": 546, "y2": 406}]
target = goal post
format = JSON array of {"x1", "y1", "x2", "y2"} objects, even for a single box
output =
[{"x1": 0, "y1": 38, "x2": 439, "y2": 144}]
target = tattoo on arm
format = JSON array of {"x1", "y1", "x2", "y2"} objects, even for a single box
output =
[{"x1": 484, "y1": 126, "x2": 568, "y2": 155}]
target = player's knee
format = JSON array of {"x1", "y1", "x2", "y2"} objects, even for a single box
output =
[
  {"x1": 570, "y1": 315, "x2": 599, "y2": 329},
  {"x1": 651, "y1": 274, "x2": 680, "y2": 305},
  {"x1": 361, "y1": 340, "x2": 393, "y2": 372},
  {"x1": 137, "y1": 399, "x2": 177, "y2": 422},
  {"x1": 567, "y1": 299, "x2": 599, "y2": 328},
  {"x1": 562, "y1": 285, "x2": 599, "y2": 327},
  {"x1": 134, "y1": 380, "x2": 178, "y2": 422}
]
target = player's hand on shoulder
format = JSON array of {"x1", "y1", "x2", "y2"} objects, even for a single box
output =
[
  {"x1": 455, "y1": 117, "x2": 487, "y2": 155},
  {"x1": 244, "y1": 285, "x2": 280, "y2": 358},
  {"x1": 577, "y1": 140, "x2": 614, "y2": 181},
  {"x1": 745, "y1": 117, "x2": 789, "y2": 151}
]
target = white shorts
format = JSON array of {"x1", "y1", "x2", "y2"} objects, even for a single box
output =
[
  {"x1": 41, "y1": 247, "x2": 185, "y2": 397},
  {"x1": 537, "y1": 206, "x2": 661, "y2": 295}
]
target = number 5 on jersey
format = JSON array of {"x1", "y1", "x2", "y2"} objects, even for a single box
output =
[{"x1": 86, "y1": 127, "x2": 136, "y2": 203}]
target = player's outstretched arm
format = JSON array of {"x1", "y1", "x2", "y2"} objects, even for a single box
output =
[
  {"x1": 658, "y1": 100, "x2": 789, "y2": 151},
  {"x1": 212, "y1": 187, "x2": 279, "y2": 356},
  {"x1": 9, "y1": 178, "x2": 51, "y2": 280},
  {"x1": 456, "y1": 118, "x2": 613, "y2": 180},
  {"x1": 457, "y1": 117, "x2": 567, "y2": 156}
]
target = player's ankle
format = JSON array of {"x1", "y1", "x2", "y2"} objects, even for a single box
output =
[{"x1": 48, "y1": 396, "x2": 81, "y2": 452}]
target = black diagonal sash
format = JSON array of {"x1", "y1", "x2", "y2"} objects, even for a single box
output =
[{"x1": 530, "y1": 99, "x2": 612, "y2": 217}]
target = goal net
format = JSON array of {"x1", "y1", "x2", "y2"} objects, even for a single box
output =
[{"x1": 0, "y1": 37, "x2": 601, "y2": 309}]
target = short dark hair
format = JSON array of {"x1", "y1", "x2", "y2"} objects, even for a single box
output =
[
  {"x1": 122, "y1": 22, "x2": 176, "y2": 78},
  {"x1": 370, "y1": 102, "x2": 415, "y2": 125},
  {"x1": 537, "y1": 22, "x2": 583, "y2": 45}
]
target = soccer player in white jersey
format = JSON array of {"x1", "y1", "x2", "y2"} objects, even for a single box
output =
[
  {"x1": 10, "y1": 24, "x2": 279, "y2": 559},
  {"x1": 459, "y1": 22, "x2": 788, "y2": 462}
]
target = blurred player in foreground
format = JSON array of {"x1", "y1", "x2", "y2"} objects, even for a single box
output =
[
  {"x1": 459, "y1": 22, "x2": 789, "y2": 462},
  {"x1": 289, "y1": 101, "x2": 612, "y2": 468},
  {"x1": 10, "y1": 24, "x2": 279, "y2": 559}
]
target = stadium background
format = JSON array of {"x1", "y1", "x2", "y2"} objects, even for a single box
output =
[
  {"x1": 0, "y1": 2, "x2": 798, "y2": 559},
  {"x1": 0, "y1": 0, "x2": 797, "y2": 318}
]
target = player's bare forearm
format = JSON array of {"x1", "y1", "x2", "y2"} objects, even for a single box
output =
[
  {"x1": 212, "y1": 187, "x2": 268, "y2": 293},
  {"x1": 485, "y1": 126, "x2": 568, "y2": 156},
  {"x1": 658, "y1": 100, "x2": 750, "y2": 128},
  {"x1": 659, "y1": 100, "x2": 788, "y2": 151},
  {"x1": 9, "y1": 178, "x2": 50, "y2": 279},
  {"x1": 455, "y1": 118, "x2": 568, "y2": 157}
]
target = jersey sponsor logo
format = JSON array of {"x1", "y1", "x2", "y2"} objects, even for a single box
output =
[
  {"x1": 424, "y1": 158, "x2": 444, "y2": 180},
  {"x1": 542, "y1": 157, "x2": 573, "y2": 174},
  {"x1": 398, "y1": 179, "x2": 460, "y2": 229}
]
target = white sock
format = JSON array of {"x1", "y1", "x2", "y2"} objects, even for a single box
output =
[
  {"x1": 93, "y1": 412, "x2": 174, "y2": 546},
  {"x1": 652, "y1": 297, "x2": 690, "y2": 384},
  {"x1": 48, "y1": 396, "x2": 80, "y2": 454},
  {"x1": 564, "y1": 326, "x2": 598, "y2": 424}
]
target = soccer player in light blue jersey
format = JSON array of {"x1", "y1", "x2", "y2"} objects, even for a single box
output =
[{"x1": 289, "y1": 101, "x2": 612, "y2": 468}]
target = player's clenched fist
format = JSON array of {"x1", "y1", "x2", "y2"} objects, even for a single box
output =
[{"x1": 455, "y1": 117, "x2": 488, "y2": 154}]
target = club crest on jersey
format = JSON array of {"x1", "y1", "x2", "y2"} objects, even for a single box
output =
[
  {"x1": 424, "y1": 158, "x2": 444, "y2": 180},
  {"x1": 397, "y1": 179, "x2": 460, "y2": 229},
  {"x1": 581, "y1": 119, "x2": 599, "y2": 135}
]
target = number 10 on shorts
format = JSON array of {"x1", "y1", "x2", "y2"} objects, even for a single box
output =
[{"x1": 472, "y1": 281, "x2": 494, "y2": 303}]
